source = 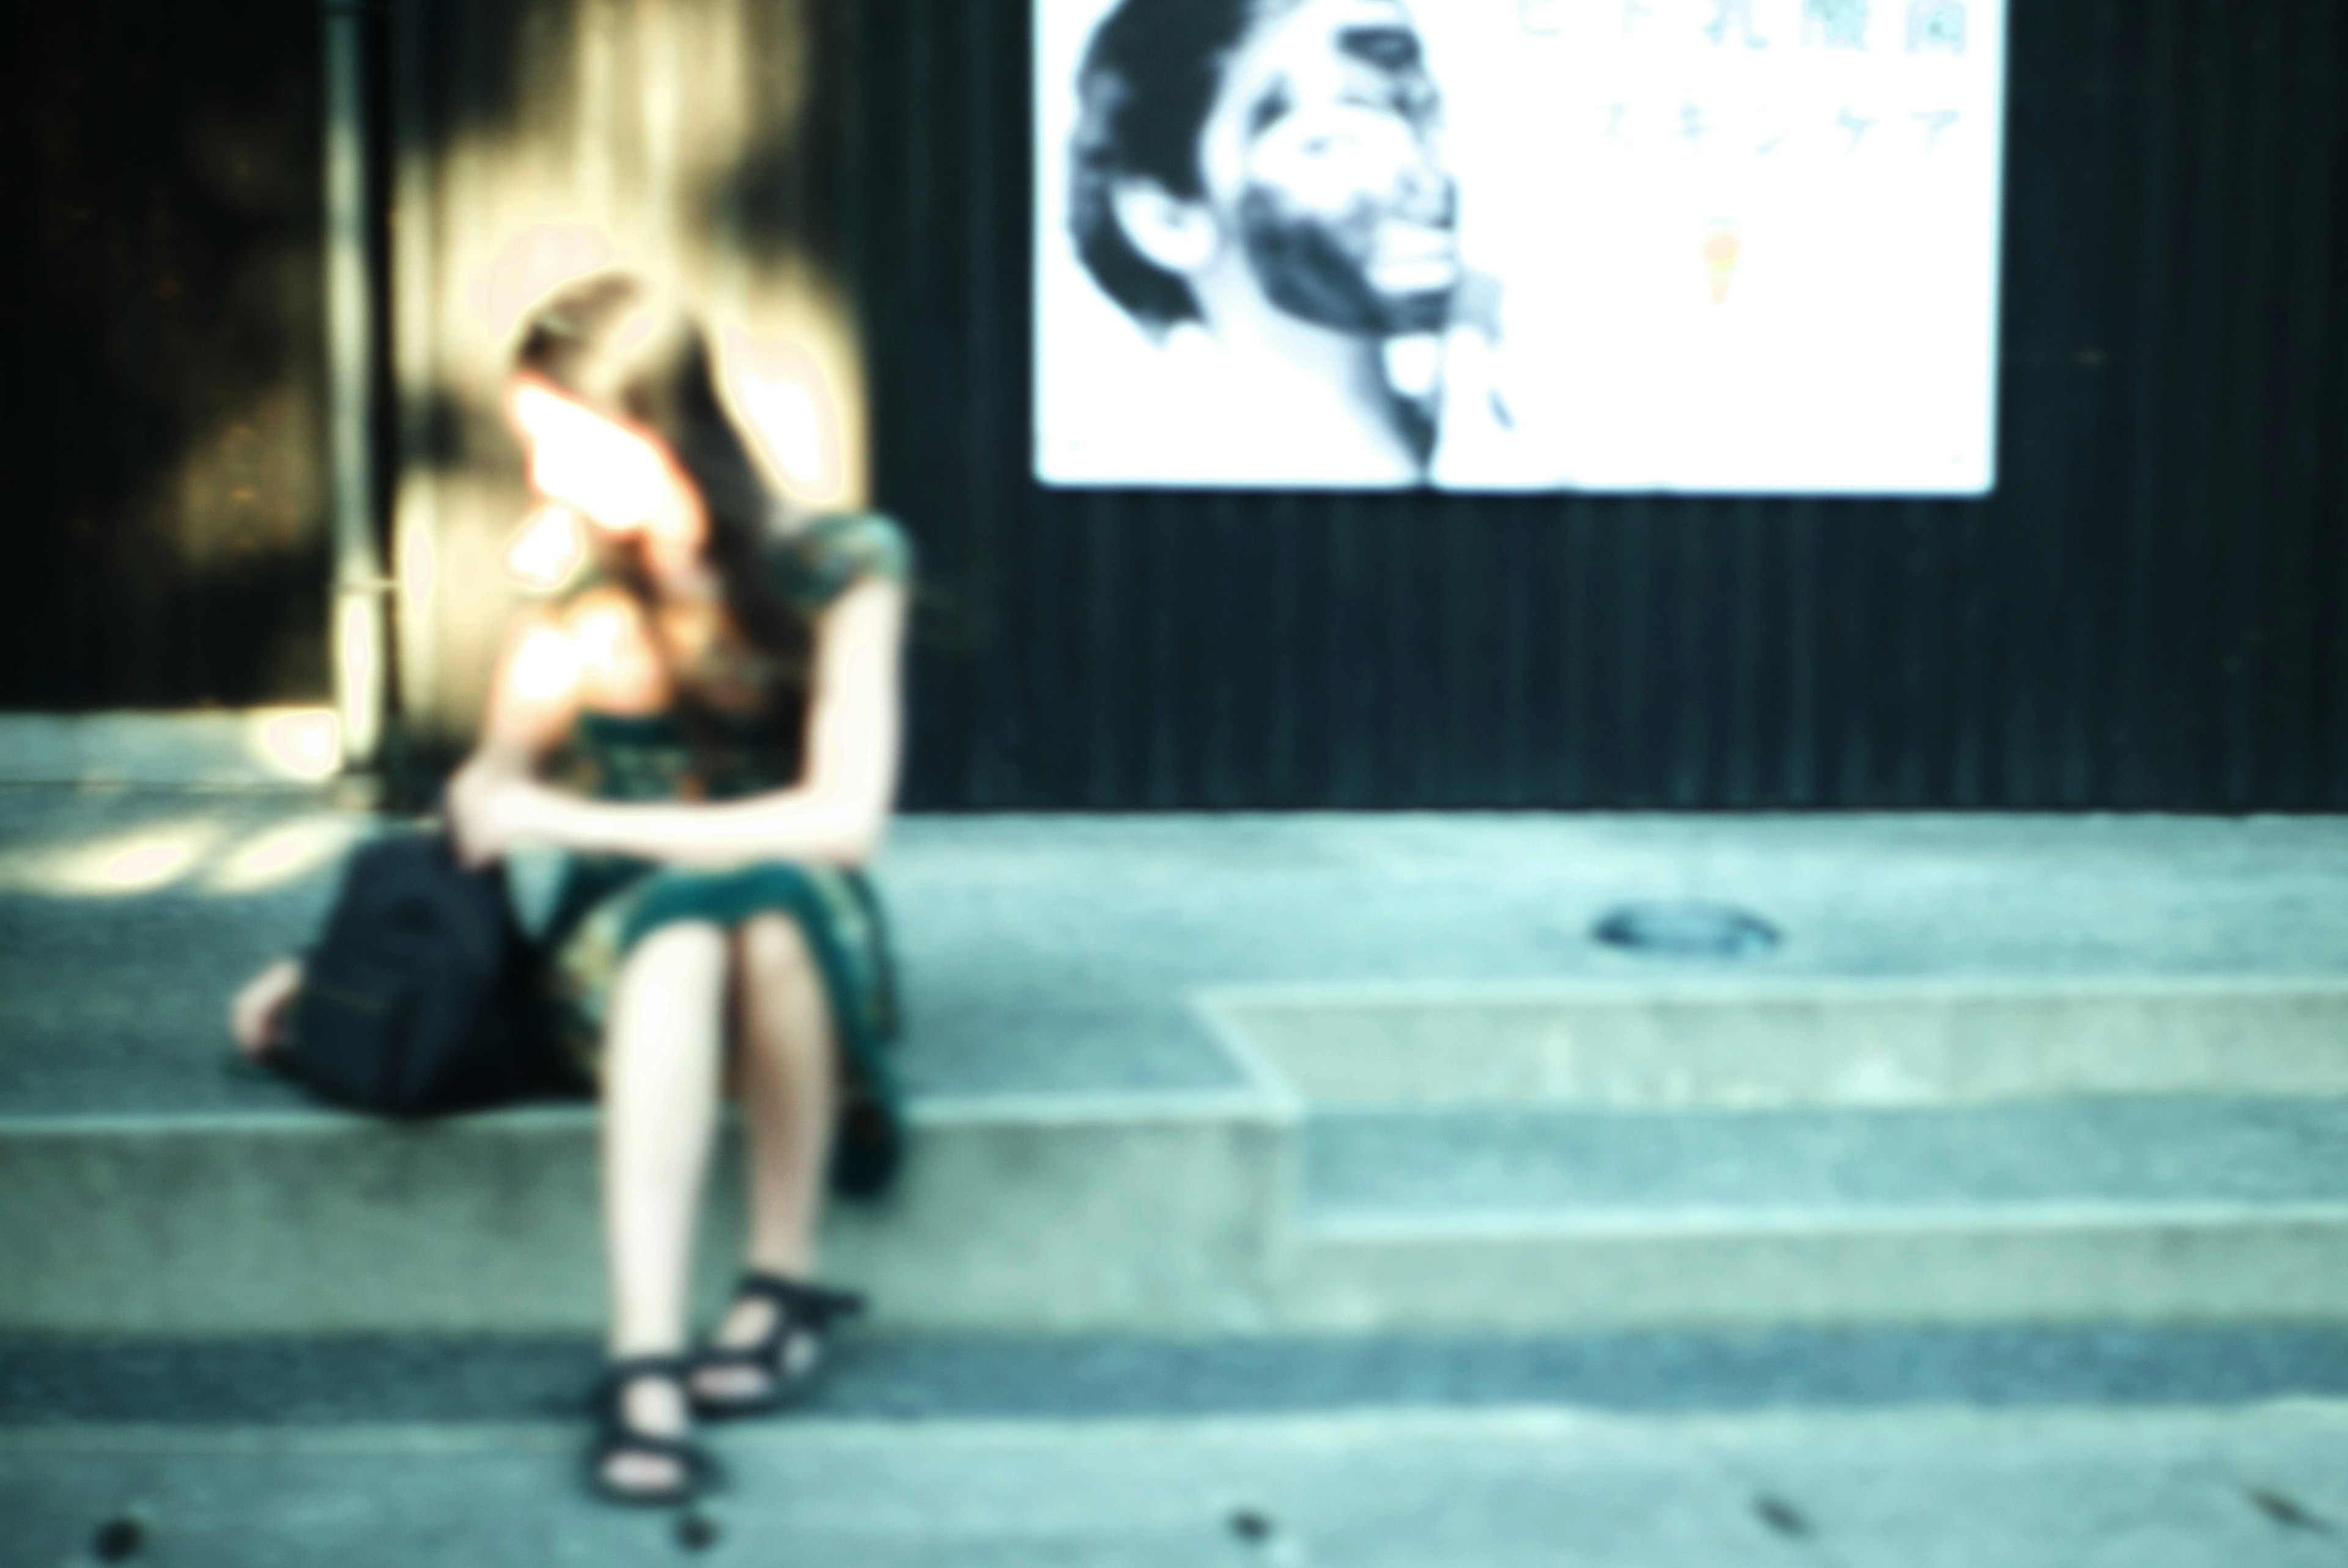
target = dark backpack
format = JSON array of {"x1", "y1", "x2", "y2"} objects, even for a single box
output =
[{"x1": 282, "y1": 829, "x2": 575, "y2": 1116}]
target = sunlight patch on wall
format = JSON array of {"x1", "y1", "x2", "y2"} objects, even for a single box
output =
[
  {"x1": 393, "y1": 0, "x2": 868, "y2": 744},
  {"x1": 246, "y1": 708, "x2": 343, "y2": 782}
]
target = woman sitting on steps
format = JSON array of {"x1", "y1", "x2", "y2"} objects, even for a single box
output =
[{"x1": 229, "y1": 271, "x2": 911, "y2": 1506}]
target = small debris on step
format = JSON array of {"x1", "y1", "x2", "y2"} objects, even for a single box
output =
[
  {"x1": 1752, "y1": 1494, "x2": 1813, "y2": 1539},
  {"x1": 2248, "y1": 1487, "x2": 2331, "y2": 1536},
  {"x1": 1593, "y1": 902, "x2": 1781, "y2": 958},
  {"x1": 675, "y1": 1507, "x2": 723, "y2": 1551},
  {"x1": 92, "y1": 1510, "x2": 147, "y2": 1562}
]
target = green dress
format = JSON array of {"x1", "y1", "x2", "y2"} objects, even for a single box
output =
[{"x1": 533, "y1": 512, "x2": 910, "y2": 1198}]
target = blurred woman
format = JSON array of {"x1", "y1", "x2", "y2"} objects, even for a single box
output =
[{"x1": 232, "y1": 271, "x2": 910, "y2": 1505}]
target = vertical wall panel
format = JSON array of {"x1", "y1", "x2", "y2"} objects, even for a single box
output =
[
  {"x1": 820, "y1": 0, "x2": 2348, "y2": 811},
  {"x1": 386, "y1": 0, "x2": 859, "y2": 746},
  {"x1": 368, "y1": 0, "x2": 2348, "y2": 810},
  {"x1": 2, "y1": 0, "x2": 330, "y2": 707}
]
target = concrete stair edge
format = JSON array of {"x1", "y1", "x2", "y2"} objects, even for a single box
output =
[
  {"x1": 1199, "y1": 978, "x2": 2348, "y2": 1111},
  {"x1": 18, "y1": 975, "x2": 2348, "y2": 1336}
]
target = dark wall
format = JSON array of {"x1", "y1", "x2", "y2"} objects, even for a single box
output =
[
  {"x1": 1, "y1": 1, "x2": 331, "y2": 709},
  {"x1": 820, "y1": 0, "x2": 2348, "y2": 811},
  {"x1": 10, "y1": 0, "x2": 2344, "y2": 813}
]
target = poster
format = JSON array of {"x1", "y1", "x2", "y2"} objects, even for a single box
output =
[{"x1": 1033, "y1": 0, "x2": 2007, "y2": 494}]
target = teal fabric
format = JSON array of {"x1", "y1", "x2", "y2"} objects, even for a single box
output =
[
  {"x1": 559, "y1": 710, "x2": 794, "y2": 803},
  {"x1": 766, "y1": 510, "x2": 914, "y2": 616},
  {"x1": 533, "y1": 512, "x2": 911, "y2": 1198},
  {"x1": 624, "y1": 861, "x2": 898, "y2": 1092}
]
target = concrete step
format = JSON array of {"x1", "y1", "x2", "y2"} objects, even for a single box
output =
[
  {"x1": 0, "y1": 1093, "x2": 1289, "y2": 1337},
  {"x1": 7, "y1": 1396, "x2": 2348, "y2": 1567},
  {"x1": 0, "y1": 710, "x2": 344, "y2": 789},
  {"x1": 1206, "y1": 981, "x2": 2348, "y2": 1333},
  {"x1": 10, "y1": 1327, "x2": 2348, "y2": 1428},
  {"x1": 1282, "y1": 1202, "x2": 2348, "y2": 1333},
  {"x1": 8, "y1": 1325, "x2": 2348, "y2": 1566},
  {"x1": 1285, "y1": 1099, "x2": 2348, "y2": 1326},
  {"x1": 1302, "y1": 1101, "x2": 2348, "y2": 1215},
  {"x1": 13, "y1": 789, "x2": 2348, "y2": 1340},
  {"x1": 1203, "y1": 977, "x2": 2348, "y2": 1111},
  {"x1": 17, "y1": 1020, "x2": 2348, "y2": 1336}
]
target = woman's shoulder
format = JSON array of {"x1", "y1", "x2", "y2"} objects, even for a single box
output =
[{"x1": 763, "y1": 510, "x2": 914, "y2": 614}]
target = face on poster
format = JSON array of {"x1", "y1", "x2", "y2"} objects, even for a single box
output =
[{"x1": 1035, "y1": 0, "x2": 2007, "y2": 494}]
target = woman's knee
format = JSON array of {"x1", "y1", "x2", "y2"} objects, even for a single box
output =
[
  {"x1": 734, "y1": 912, "x2": 817, "y2": 993},
  {"x1": 616, "y1": 920, "x2": 731, "y2": 1005},
  {"x1": 605, "y1": 923, "x2": 731, "y2": 1082}
]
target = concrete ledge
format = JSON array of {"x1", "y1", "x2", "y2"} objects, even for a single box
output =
[
  {"x1": 1202, "y1": 977, "x2": 2348, "y2": 1111},
  {"x1": 1277, "y1": 1202, "x2": 2348, "y2": 1332},
  {"x1": 0, "y1": 1094, "x2": 1295, "y2": 1336},
  {"x1": 824, "y1": 1094, "x2": 1293, "y2": 1334},
  {"x1": 0, "y1": 711, "x2": 342, "y2": 789},
  {"x1": 19, "y1": 947, "x2": 2348, "y2": 1339}
]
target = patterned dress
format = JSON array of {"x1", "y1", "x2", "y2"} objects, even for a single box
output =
[{"x1": 533, "y1": 512, "x2": 910, "y2": 1198}]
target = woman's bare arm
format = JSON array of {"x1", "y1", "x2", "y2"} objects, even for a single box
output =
[
  {"x1": 446, "y1": 606, "x2": 591, "y2": 863},
  {"x1": 461, "y1": 578, "x2": 907, "y2": 870}
]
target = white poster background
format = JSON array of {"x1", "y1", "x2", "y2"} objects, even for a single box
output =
[{"x1": 1035, "y1": 0, "x2": 2007, "y2": 495}]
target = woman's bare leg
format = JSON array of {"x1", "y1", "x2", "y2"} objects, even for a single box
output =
[
  {"x1": 736, "y1": 913, "x2": 839, "y2": 1275},
  {"x1": 599, "y1": 919, "x2": 729, "y2": 1492},
  {"x1": 692, "y1": 912, "x2": 838, "y2": 1402}
]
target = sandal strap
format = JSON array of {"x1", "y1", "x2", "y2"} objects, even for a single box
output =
[
  {"x1": 586, "y1": 1428, "x2": 725, "y2": 1502},
  {"x1": 692, "y1": 1343, "x2": 785, "y2": 1373},
  {"x1": 597, "y1": 1430, "x2": 714, "y2": 1468},
  {"x1": 684, "y1": 1275, "x2": 862, "y2": 1419},
  {"x1": 595, "y1": 1352, "x2": 693, "y2": 1401},
  {"x1": 733, "y1": 1271, "x2": 866, "y2": 1327},
  {"x1": 589, "y1": 1354, "x2": 725, "y2": 1492},
  {"x1": 592, "y1": 1353, "x2": 701, "y2": 1437}
]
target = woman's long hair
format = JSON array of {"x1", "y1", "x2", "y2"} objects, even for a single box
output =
[{"x1": 512, "y1": 272, "x2": 811, "y2": 710}]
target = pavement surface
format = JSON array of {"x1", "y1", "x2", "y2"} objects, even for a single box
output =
[
  {"x1": 10, "y1": 788, "x2": 2348, "y2": 1115},
  {"x1": 13, "y1": 1327, "x2": 2348, "y2": 1564},
  {"x1": 7, "y1": 1402, "x2": 2348, "y2": 1567}
]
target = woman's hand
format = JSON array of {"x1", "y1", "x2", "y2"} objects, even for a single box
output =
[
  {"x1": 448, "y1": 764, "x2": 558, "y2": 869},
  {"x1": 443, "y1": 605, "x2": 592, "y2": 869}
]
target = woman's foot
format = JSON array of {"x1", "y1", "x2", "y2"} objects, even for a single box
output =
[
  {"x1": 687, "y1": 1273, "x2": 864, "y2": 1417},
  {"x1": 689, "y1": 1295, "x2": 813, "y2": 1408},
  {"x1": 589, "y1": 1358, "x2": 719, "y2": 1506},
  {"x1": 228, "y1": 958, "x2": 304, "y2": 1061}
]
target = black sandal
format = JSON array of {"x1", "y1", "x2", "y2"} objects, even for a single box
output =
[
  {"x1": 585, "y1": 1354, "x2": 725, "y2": 1507},
  {"x1": 687, "y1": 1272, "x2": 866, "y2": 1419}
]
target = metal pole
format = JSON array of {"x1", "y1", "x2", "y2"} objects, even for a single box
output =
[{"x1": 323, "y1": 0, "x2": 388, "y2": 772}]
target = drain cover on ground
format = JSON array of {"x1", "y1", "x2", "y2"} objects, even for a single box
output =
[{"x1": 1592, "y1": 901, "x2": 1781, "y2": 957}]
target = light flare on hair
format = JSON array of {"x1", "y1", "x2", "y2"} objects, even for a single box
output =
[
  {"x1": 511, "y1": 624, "x2": 584, "y2": 704},
  {"x1": 506, "y1": 506, "x2": 588, "y2": 589},
  {"x1": 572, "y1": 600, "x2": 636, "y2": 680},
  {"x1": 471, "y1": 226, "x2": 624, "y2": 343},
  {"x1": 722, "y1": 327, "x2": 844, "y2": 502},
  {"x1": 508, "y1": 382, "x2": 674, "y2": 533}
]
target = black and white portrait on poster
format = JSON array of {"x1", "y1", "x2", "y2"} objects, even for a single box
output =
[{"x1": 1034, "y1": 0, "x2": 2009, "y2": 493}]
